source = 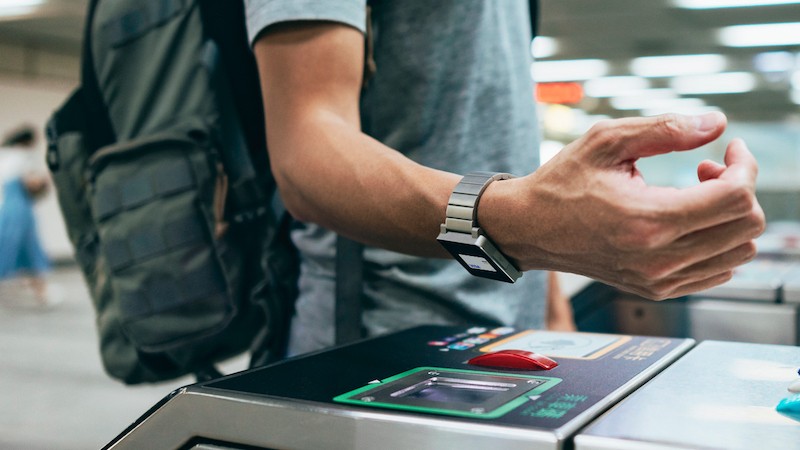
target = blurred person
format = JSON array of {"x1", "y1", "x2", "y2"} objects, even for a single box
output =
[
  {"x1": 546, "y1": 272, "x2": 576, "y2": 331},
  {"x1": 0, "y1": 125, "x2": 54, "y2": 306},
  {"x1": 247, "y1": 0, "x2": 761, "y2": 356}
]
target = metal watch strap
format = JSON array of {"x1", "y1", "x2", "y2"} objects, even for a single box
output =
[{"x1": 441, "y1": 172, "x2": 514, "y2": 236}]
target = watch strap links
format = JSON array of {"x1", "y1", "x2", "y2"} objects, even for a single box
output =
[{"x1": 442, "y1": 172, "x2": 514, "y2": 236}]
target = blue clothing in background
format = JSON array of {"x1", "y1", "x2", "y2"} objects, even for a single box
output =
[{"x1": 0, "y1": 177, "x2": 50, "y2": 278}]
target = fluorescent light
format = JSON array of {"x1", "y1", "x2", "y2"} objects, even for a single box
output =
[
  {"x1": 671, "y1": 72, "x2": 757, "y2": 94},
  {"x1": 542, "y1": 104, "x2": 579, "y2": 134},
  {"x1": 604, "y1": 88, "x2": 676, "y2": 103},
  {"x1": 792, "y1": 70, "x2": 800, "y2": 89},
  {"x1": 539, "y1": 140, "x2": 564, "y2": 165},
  {"x1": 0, "y1": 0, "x2": 42, "y2": 16},
  {"x1": 719, "y1": 22, "x2": 800, "y2": 47},
  {"x1": 532, "y1": 36, "x2": 558, "y2": 59},
  {"x1": 642, "y1": 105, "x2": 720, "y2": 117},
  {"x1": 674, "y1": 0, "x2": 800, "y2": 8},
  {"x1": 532, "y1": 59, "x2": 609, "y2": 82},
  {"x1": 611, "y1": 94, "x2": 704, "y2": 111},
  {"x1": 583, "y1": 76, "x2": 651, "y2": 98},
  {"x1": 540, "y1": 106, "x2": 607, "y2": 137},
  {"x1": 630, "y1": 54, "x2": 727, "y2": 77},
  {"x1": 753, "y1": 51, "x2": 795, "y2": 72}
]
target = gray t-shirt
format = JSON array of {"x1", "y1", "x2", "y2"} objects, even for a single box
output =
[{"x1": 246, "y1": 0, "x2": 546, "y2": 355}]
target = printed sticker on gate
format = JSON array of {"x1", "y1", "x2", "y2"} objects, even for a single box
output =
[{"x1": 480, "y1": 330, "x2": 632, "y2": 360}]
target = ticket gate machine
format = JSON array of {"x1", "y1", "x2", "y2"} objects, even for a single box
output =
[
  {"x1": 575, "y1": 341, "x2": 800, "y2": 450},
  {"x1": 104, "y1": 326, "x2": 694, "y2": 449},
  {"x1": 103, "y1": 222, "x2": 800, "y2": 449}
]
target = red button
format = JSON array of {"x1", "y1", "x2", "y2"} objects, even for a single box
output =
[{"x1": 468, "y1": 349, "x2": 558, "y2": 370}]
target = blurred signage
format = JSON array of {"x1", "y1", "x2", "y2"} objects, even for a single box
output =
[{"x1": 536, "y1": 82, "x2": 584, "y2": 104}]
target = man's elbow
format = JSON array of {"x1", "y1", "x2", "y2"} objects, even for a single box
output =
[
  {"x1": 270, "y1": 164, "x2": 316, "y2": 224},
  {"x1": 280, "y1": 196, "x2": 313, "y2": 224}
]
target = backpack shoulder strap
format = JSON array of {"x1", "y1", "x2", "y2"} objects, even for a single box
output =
[
  {"x1": 335, "y1": 236, "x2": 364, "y2": 344},
  {"x1": 530, "y1": 0, "x2": 539, "y2": 38},
  {"x1": 81, "y1": 0, "x2": 116, "y2": 152}
]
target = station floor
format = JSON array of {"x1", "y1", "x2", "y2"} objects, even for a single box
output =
[{"x1": 0, "y1": 265, "x2": 247, "y2": 450}]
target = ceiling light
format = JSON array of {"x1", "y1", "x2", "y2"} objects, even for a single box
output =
[
  {"x1": 674, "y1": 0, "x2": 800, "y2": 8},
  {"x1": 0, "y1": 0, "x2": 43, "y2": 17},
  {"x1": 532, "y1": 36, "x2": 558, "y2": 59},
  {"x1": 616, "y1": 88, "x2": 679, "y2": 99},
  {"x1": 542, "y1": 104, "x2": 579, "y2": 135},
  {"x1": 719, "y1": 22, "x2": 800, "y2": 47},
  {"x1": 642, "y1": 105, "x2": 720, "y2": 117},
  {"x1": 753, "y1": 51, "x2": 795, "y2": 72},
  {"x1": 583, "y1": 76, "x2": 651, "y2": 98},
  {"x1": 532, "y1": 59, "x2": 609, "y2": 82},
  {"x1": 671, "y1": 72, "x2": 757, "y2": 94},
  {"x1": 792, "y1": 71, "x2": 800, "y2": 89},
  {"x1": 611, "y1": 94, "x2": 704, "y2": 111},
  {"x1": 539, "y1": 140, "x2": 564, "y2": 165},
  {"x1": 791, "y1": 90, "x2": 800, "y2": 105},
  {"x1": 630, "y1": 54, "x2": 727, "y2": 77}
]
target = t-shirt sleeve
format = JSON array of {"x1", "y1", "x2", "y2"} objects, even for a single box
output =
[{"x1": 245, "y1": 0, "x2": 367, "y2": 45}]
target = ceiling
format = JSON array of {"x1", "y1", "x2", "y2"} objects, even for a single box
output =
[
  {"x1": 0, "y1": 0, "x2": 798, "y2": 122},
  {"x1": 538, "y1": 0, "x2": 800, "y2": 123}
]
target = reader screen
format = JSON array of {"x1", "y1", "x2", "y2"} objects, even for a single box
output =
[
  {"x1": 396, "y1": 377, "x2": 514, "y2": 404},
  {"x1": 334, "y1": 367, "x2": 561, "y2": 419}
]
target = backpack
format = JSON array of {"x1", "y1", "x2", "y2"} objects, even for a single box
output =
[{"x1": 45, "y1": 0, "x2": 301, "y2": 384}]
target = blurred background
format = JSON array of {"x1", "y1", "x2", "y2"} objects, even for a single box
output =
[
  {"x1": 535, "y1": 0, "x2": 800, "y2": 216},
  {"x1": 0, "y1": 0, "x2": 799, "y2": 448}
]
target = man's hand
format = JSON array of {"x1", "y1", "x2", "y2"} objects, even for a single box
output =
[{"x1": 481, "y1": 112, "x2": 765, "y2": 300}]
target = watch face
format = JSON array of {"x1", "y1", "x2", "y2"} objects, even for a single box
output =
[
  {"x1": 437, "y1": 232, "x2": 521, "y2": 283},
  {"x1": 458, "y1": 254, "x2": 498, "y2": 273}
]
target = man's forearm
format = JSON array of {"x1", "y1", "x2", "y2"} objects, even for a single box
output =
[{"x1": 269, "y1": 109, "x2": 458, "y2": 258}]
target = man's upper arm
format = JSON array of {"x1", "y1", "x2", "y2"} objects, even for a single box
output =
[{"x1": 252, "y1": 22, "x2": 365, "y2": 178}]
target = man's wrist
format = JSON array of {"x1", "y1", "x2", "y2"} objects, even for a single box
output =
[
  {"x1": 436, "y1": 172, "x2": 521, "y2": 283},
  {"x1": 473, "y1": 175, "x2": 522, "y2": 268}
]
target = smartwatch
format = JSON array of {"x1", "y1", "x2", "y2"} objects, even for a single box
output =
[{"x1": 436, "y1": 171, "x2": 522, "y2": 283}]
